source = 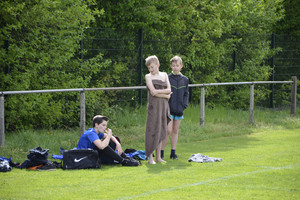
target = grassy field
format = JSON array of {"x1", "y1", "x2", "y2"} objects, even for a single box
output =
[
  {"x1": 0, "y1": 105, "x2": 299, "y2": 199},
  {"x1": 1, "y1": 129, "x2": 299, "y2": 200}
]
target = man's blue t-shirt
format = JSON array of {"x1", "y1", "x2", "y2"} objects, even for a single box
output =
[{"x1": 77, "y1": 128, "x2": 105, "y2": 149}]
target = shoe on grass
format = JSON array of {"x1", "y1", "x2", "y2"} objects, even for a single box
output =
[
  {"x1": 170, "y1": 154, "x2": 178, "y2": 159},
  {"x1": 122, "y1": 158, "x2": 139, "y2": 166}
]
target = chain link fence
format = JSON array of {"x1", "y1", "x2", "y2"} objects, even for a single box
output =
[
  {"x1": 270, "y1": 34, "x2": 300, "y2": 107},
  {"x1": 81, "y1": 28, "x2": 299, "y2": 108}
]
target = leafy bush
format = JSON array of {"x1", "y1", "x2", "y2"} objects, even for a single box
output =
[{"x1": 1, "y1": 0, "x2": 288, "y2": 130}]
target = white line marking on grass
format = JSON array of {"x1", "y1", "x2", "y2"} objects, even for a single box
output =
[
  {"x1": 205, "y1": 183, "x2": 297, "y2": 192},
  {"x1": 117, "y1": 163, "x2": 300, "y2": 200}
]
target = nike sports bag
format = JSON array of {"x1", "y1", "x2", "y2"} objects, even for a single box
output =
[{"x1": 62, "y1": 149, "x2": 100, "y2": 169}]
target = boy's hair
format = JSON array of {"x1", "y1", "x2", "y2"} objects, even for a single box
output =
[
  {"x1": 93, "y1": 115, "x2": 109, "y2": 127},
  {"x1": 170, "y1": 55, "x2": 182, "y2": 65},
  {"x1": 145, "y1": 55, "x2": 160, "y2": 66}
]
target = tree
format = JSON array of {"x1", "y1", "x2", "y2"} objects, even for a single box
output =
[
  {"x1": 275, "y1": 0, "x2": 300, "y2": 36},
  {"x1": 94, "y1": 0, "x2": 284, "y2": 108},
  {"x1": 0, "y1": 0, "x2": 286, "y2": 129},
  {"x1": 0, "y1": 0, "x2": 108, "y2": 130},
  {"x1": 271, "y1": 0, "x2": 300, "y2": 106}
]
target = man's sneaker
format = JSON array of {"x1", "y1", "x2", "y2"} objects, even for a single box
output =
[
  {"x1": 122, "y1": 158, "x2": 139, "y2": 166},
  {"x1": 170, "y1": 154, "x2": 178, "y2": 159}
]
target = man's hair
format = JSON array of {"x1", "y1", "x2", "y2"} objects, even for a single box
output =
[
  {"x1": 145, "y1": 55, "x2": 159, "y2": 66},
  {"x1": 170, "y1": 55, "x2": 182, "y2": 65},
  {"x1": 93, "y1": 115, "x2": 109, "y2": 127}
]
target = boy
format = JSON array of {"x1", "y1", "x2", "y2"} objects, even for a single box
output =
[
  {"x1": 161, "y1": 56, "x2": 189, "y2": 159},
  {"x1": 145, "y1": 55, "x2": 172, "y2": 164},
  {"x1": 77, "y1": 115, "x2": 138, "y2": 166}
]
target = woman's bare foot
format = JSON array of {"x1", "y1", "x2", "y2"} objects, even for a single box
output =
[
  {"x1": 148, "y1": 160, "x2": 156, "y2": 164},
  {"x1": 156, "y1": 159, "x2": 166, "y2": 163},
  {"x1": 148, "y1": 155, "x2": 156, "y2": 164}
]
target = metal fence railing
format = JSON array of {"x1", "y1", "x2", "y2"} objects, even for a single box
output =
[{"x1": 0, "y1": 77, "x2": 297, "y2": 147}]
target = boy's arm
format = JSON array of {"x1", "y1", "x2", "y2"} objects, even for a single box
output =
[
  {"x1": 155, "y1": 93, "x2": 171, "y2": 100},
  {"x1": 93, "y1": 129, "x2": 112, "y2": 150},
  {"x1": 145, "y1": 74, "x2": 159, "y2": 96},
  {"x1": 111, "y1": 135, "x2": 123, "y2": 154},
  {"x1": 164, "y1": 72, "x2": 171, "y2": 93},
  {"x1": 183, "y1": 78, "x2": 189, "y2": 108},
  {"x1": 145, "y1": 73, "x2": 171, "y2": 96},
  {"x1": 153, "y1": 72, "x2": 172, "y2": 95}
]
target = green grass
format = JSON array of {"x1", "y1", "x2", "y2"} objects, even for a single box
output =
[
  {"x1": 0, "y1": 105, "x2": 300, "y2": 199},
  {"x1": 1, "y1": 104, "x2": 300, "y2": 161},
  {"x1": 1, "y1": 129, "x2": 299, "y2": 199}
]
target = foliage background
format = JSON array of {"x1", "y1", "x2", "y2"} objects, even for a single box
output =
[{"x1": 1, "y1": 0, "x2": 298, "y2": 130}]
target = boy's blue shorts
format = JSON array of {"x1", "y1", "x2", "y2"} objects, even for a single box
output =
[{"x1": 170, "y1": 114, "x2": 184, "y2": 120}]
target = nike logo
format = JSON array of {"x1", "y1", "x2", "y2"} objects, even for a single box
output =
[{"x1": 74, "y1": 156, "x2": 88, "y2": 162}]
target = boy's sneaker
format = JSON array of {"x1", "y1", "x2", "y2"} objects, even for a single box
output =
[
  {"x1": 127, "y1": 157, "x2": 142, "y2": 165},
  {"x1": 121, "y1": 154, "x2": 142, "y2": 165},
  {"x1": 122, "y1": 158, "x2": 139, "y2": 166},
  {"x1": 170, "y1": 154, "x2": 178, "y2": 159}
]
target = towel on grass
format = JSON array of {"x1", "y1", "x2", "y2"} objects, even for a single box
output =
[{"x1": 188, "y1": 153, "x2": 222, "y2": 163}]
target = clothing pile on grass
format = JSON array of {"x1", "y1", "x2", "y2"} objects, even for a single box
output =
[
  {"x1": 19, "y1": 146, "x2": 61, "y2": 170},
  {"x1": 0, "y1": 157, "x2": 17, "y2": 172},
  {"x1": 188, "y1": 153, "x2": 222, "y2": 163},
  {"x1": 124, "y1": 149, "x2": 147, "y2": 160},
  {"x1": 0, "y1": 146, "x2": 61, "y2": 172}
]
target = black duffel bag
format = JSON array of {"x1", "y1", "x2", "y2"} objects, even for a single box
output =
[{"x1": 62, "y1": 149, "x2": 100, "y2": 170}]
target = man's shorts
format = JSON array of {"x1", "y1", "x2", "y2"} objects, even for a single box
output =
[{"x1": 170, "y1": 114, "x2": 184, "y2": 120}]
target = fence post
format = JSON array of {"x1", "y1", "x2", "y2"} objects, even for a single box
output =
[
  {"x1": 138, "y1": 28, "x2": 143, "y2": 105},
  {"x1": 291, "y1": 76, "x2": 297, "y2": 116},
  {"x1": 80, "y1": 90, "x2": 86, "y2": 135},
  {"x1": 250, "y1": 84, "x2": 254, "y2": 124},
  {"x1": 270, "y1": 33, "x2": 275, "y2": 108},
  {"x1": 200, "y1": 87, "x2": 205, "y2": 126},
  {"x1": 0, "y1": 95, "x2": 4, "y2": 147}
]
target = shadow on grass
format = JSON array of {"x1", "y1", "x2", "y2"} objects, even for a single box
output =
[
  {"x1": 139, "y1": 133, "x2": 263, "y2": 174},
  {"x1": 145, "y1": 158, "x2": 192, "y2": 174},
  {"x1": 176, "y1": 133, "x2": 263, "y2": 165}
]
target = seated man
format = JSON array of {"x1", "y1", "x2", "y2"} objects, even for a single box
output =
[{"x1": 77, "y1": 115, "x2": 138, "y2": 166}]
